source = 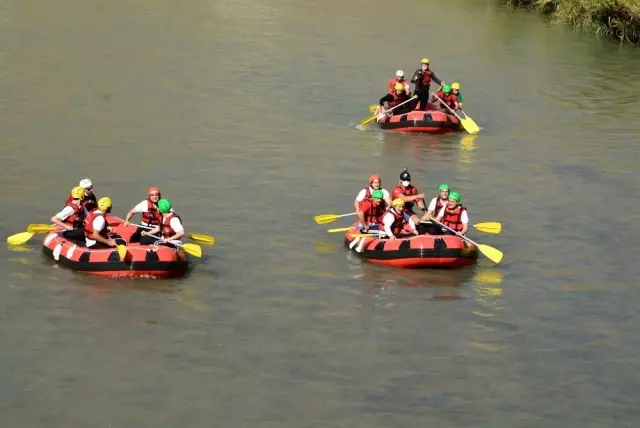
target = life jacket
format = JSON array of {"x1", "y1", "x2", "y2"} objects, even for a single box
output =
[
  {"x1": 441, "y1": 93, "x2": 458, "y2": 110},
  {"x1": 392, "y1": 184, "x2": 419, "y2": 212},
  {"x1": 441, "y1": 205, "x2": 466, "y2": 232},
  {"x1": 141, "y1": 200, "x2": 162, "y2": 225},
  {"x1": 361, "y1": 200, "x2": 387, "y2": 224},
  {"x1": 387, "y1": 91, "x2": 410, "y2": 109},
  {"x1": 161, "y1": 212, "x2": 182, "y2": 238},
  {"x1": 388, "y1": 78, "x2": 409, "y2": 94},
  {"x1": 84, "y1": 210, "x2": 109, "y2": 239},
  {"x1": 68, "y1": 193, "x2": 97, "y2": 212},
  {"x1": 384, "y1": 208, "x2": 405, "y2": 235},
  {"x1": 415, "y1": 69, "x2": 432, "y2": 88},
  {"x1": 433, "y1": 197, "x2": 446, "y2": 215},
  {"x1": 64, "y1": 202, "x2": 85, "y2": 228}
]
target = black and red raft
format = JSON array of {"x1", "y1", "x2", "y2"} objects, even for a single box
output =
[
  {"x1": 344, "y1": 222, "x2": 478, "y2": 269},
  {"x1": 374, "y1": 104, "x2": 461, "y2": 134},
  {"x1": 42, "y1": 216, "x2": 189, "y2": 279}
]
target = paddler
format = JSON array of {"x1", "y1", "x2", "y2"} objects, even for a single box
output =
[
  {"x1": 435, "y1": 191, "x2": 469, "y2": 236},
  {"x1": 354, "y1": 174, "x2": 393, "y2": 213},
  {"x1": 387, "y1": 70, "x2": 411, "y2": 96},
  {"x1": 430, "y1": 84, "x2": 459, "y2": 113},
  {"x1": 382, "y1": 198, "x2": 419, "y2": 240},
  {"x1": 84, "y1": 197, "x2": 124, "y2": 249},
  {"x1": 391, "y1": 167, "x2": 427, "y2": 224},
  {"x1": 378, "y1": 83, "x2": 413, "y2": 116},
  {"x1": 356, "y1": 189, "x2": 387, "y2": 233},
  {"x1": 451, "y1": 82, "x2": 464, "y2": 110},
  {"x1": 65, "y1": 178, "x2": 98, "y2": 213},
  {"x1": 51, "y1": 186, "x2": 86, "y2": 240},
  {"x1": 422, "y1": 183, "x2": 450, "y2": 221},
  {"x1": 410, "y1": 57, "x2": 443, "y2": 111},
  {"x1": 141, "y1": 199, "x2": 184, "y2": 247},
  {"x1": 123, "y1": 186, "x2": 163, "y2": 242}
]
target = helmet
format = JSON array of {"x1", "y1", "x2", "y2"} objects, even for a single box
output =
[
  {"x1": 71, "y1": 186, "x2": 84, "y2": 199},
  {"x1": 395, "y1": 70, "x2": 404, "y2": 78},
  {"x1": 392, "y1": 198, "x2": 405, "y2": 207},
  {"x1": 148, "y1": 186, "x2": 161, "y2": 196},
  {"x1": 420, "y1": 57, "x2": 430, "y2": 64},
  {"x1": 438, "y1": 183, "x2": 450, "y2": 192},
  {"x1": 97, "y1": 197, "x2": 112, "y2": 211},
  {"x1": 79, "y1": 178, "x2": 92, "y2": 189},
  {"x1": 157, "y1": 198, "x2": 172, "y2": 214},
  {"x1": 369, "y1": 174, "x2": 381, "y2": 184},
  {"x1": 442, "y1": 84, "x2": 452, "y2": 93},
  {"x1": 371, "y1": 189, "x2": 384, "y2": 200},
  {"x1": 449, "y1": 191, "x2": 461, "y2": 203},
  {"x1": 451, "y1": 82, "x2": 460, "y2": 90},
  {"x1": 399, "y1": 168, "x2": 411, "y2": 181},
  {"x1": 394, "y1": 82, "x2": 404, "y2": 91}
]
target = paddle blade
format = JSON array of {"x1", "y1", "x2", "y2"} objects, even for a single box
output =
[
  {"x1": 350, "y1": 233, "x2": 380, "y2": 238},
  {"x1": 116, "y1": 245, "x2": 127, "y2": 261},
  {"x1": 27, "y1": 224, "x2": 56, "y2": 233},
  {"x1": 7, "y1": 232, "x2": 35, "y2": 245},
  {"x1": 473, "y1": 222, "x2": 502, "y2": 234},
  {"x1": 314, "y1": 214, "x2": 340, "y2": 225},
  {"x1": 182, "y1": 243, "x2": 202, "y2": 258},
  {"x1": 187, "y1": 234, "x2": 215, "y2": 246},
  {"x1": 368, "y1": 104, "x2": 378, "y2": 114},
  {"x1": 460, "y1": 117, "x2": 480, "y2": 134},
  {"x1": 327, "y1": 227, "x2": 352, "y2": 233},
  {"x1": 478, "y1": 244, "x2": 503, "y2": 264}
]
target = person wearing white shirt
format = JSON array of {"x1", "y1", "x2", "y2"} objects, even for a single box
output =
[
  {"x1": 84, "y1": 197, "x2": 124, "y2": 249},
  {"x1": 422, "y1": 183, "x2": 451, "y2": 221},
  {"x1": 51, "y1": 186, "x2": 86, "y2": 241},
  {"x1": 435, "y1": 191, "x2": 469, "y2": 236},
  {"x1": 354, "y1": 174, "x2": 392, "y2": 213},
  {"x1": 124, "y1": 186, "x2": 163, "y2": 243},
  {"x1": 142, "y1": 198, "x2": 184, "y2": 247},
  {"x1": 382, "y1": 198, "x2": 419, "y2": 240}
]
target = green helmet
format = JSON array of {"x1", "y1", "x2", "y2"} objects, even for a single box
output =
[
  {"x1": 157, "y1": 198, "x2": 172, "y2": 214},
  {"x1": 442, "y1": 84, "x2": 451, "y2": 93},
  {"x1": 371, "y1": 189, "x2": 384, "y2": 200},
  {"x1": 449, "y1": 191, "x2": 461, "y2": 203},
  {"x1": 438, "y1": 183, "x2": 450, "y2": 192}
]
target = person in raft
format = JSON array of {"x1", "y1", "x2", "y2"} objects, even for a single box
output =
[
  {"x1": 451, "y1": 82, "x2": 464, "y2": 110},
  {"x1": 51, "y1": 186, "x2": 86, "y2": 241},
  {"x1": 382, "y1": 198, "x2": 419, "y2": 240},
  {"x1": 391, "y1": 167, "x2": 427, "y2": 225},
  {"x1": 65, "y1": 178, "x2": 97, "y2": 214},
  {"x1": 123, "y1": 186, "x2": 163, "y2": 242},
  {"x1": 354, "y1": 174, "x2": 393, "y2": 214},
  {"x1": 435, "y1": 191, "x2": 469, "y2": 236},
  {"x1": 387, "y1": 70, "x2": 411, "y2": 96},
  {"x1": 84, "y1": 197, "x2": 125, "y2": 249},
  {"x1": 141, "y1": 199, "x2": 184, "y2": 247},
  {"x1": 422, "y1": 183, "x2": 450, "y2": 221},
  {"x1": 377, "y1": 83, "x2": 413, "y2": 117},
  {"x1": 430, "y1": 84, "x2": 459, "y2": 113},
  {"x1": 356, "y1": 189, "x2": 387, "y2": 233},
  {"x1": 410, "y1": 57, "x2": 443, "y2": 111}
]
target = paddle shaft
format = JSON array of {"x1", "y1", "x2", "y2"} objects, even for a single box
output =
[
  {"x1": 432, "y1": 94, "x2": 462, "y2": 120},
  {"x1": 363, "y1": 95, "x2": 417, "y2": 125},
  {"x1": 430, "y1": 218, "x2": 482, "y2": 248}
]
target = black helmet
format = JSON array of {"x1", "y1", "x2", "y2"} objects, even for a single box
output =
[{"x1": 400, "y1": 168, "x2": 411, "y2": 181}]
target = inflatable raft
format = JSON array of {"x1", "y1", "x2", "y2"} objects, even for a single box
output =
[
  {"x1": 344, "y1": 222, "x2": 477, "y2": 269},
  {"x1": 42, "y1": 216, "x2": 189, "y2": 278},
  {"x1": 377, "y1": 109, "x2": 461, "y2": 133}
]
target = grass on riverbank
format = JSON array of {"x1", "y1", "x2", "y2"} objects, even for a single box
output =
[{"x1": 504, "y1": 0, "x2": 640, "y2": 45}]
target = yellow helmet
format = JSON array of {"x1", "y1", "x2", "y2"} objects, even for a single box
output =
[
  {"x1": 71, "y1": 186, "x2": 84, "y2": 199},
  {"x1": 97, "y1": 197, "x2": 112, "y2": 211},
  {"x1": 420, "y1": 57, "x2": 430, "y2": 64},
  {"x1": 451, "y1": 82, "x2": 460, "y2": 90},
  {"x1": 394, "y1": 82, "x2": 404, "y2": 91},
  {"x1": 392, "y1": 198, "x2": 404, "y2": 207}
]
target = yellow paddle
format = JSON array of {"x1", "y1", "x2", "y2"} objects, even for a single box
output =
[
  {"x1": 146, "y1": 233, "x2": 202, "y2": 258},
  {"x1": 112, "y1": 218, "x2": 215, "y2": 246},
  {"x1": 116, "y1": 244, "x2": 127, "y2": 261},
  {"x1": 314, "y1": 212, "x2": 356, "y2": 225},
  {"x1": 432, "y1": 219, "x2": 503, "y2": 264},
  {"x1": 472, "y1": 222, "x2": 501, "y2": 234},
  {"x1": 359, "y1": 95, "x2": 417, "y2": 126},
  {"x1": 327, "y1": 227, "x2": 353, "y2": 233},
  {"x1": 6, "y1": 232, "x2": 36, "y2": 246},
  {"x1": 27, "y1": 224, "x2": 58, "y2": 233},
  {"x1": 433, "y1": 94, "x2": 479, "y2": 134},
  {"x1": 460, "y1": 109, "x2": 480, "y2": 133}
]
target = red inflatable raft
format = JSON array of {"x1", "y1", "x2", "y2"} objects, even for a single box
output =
[
  {"x1": 373, "y1": 103, "x2": 461, "y2": 133},
  {"x1": 42, "y1": 216, "x2": 189, "y2": 278},
  {"x1": 344, "y1": 223, "x2": 477, "y2": 269}
]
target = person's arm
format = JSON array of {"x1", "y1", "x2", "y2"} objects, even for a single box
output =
[
  {"x1": 124, "y1": 201, "x2": 147, "y2": 226},
  {"x1": 354, "y1": 189, "x2": 366, "y2": 213},
  {"x1": 382, "y1": 212, "x2": 396, "y2": 239},
  {"x1": 379, "y1": 93, "x2": 393, "y2": 106},
  {"x1": 435, "y1": 205, "x2": 446, "y2": 222},
  {"x1": 143, "y1": 225, "x2": 161, "y2": 237},
  {"x1": 164, "y1": 218, "x2": 185, "y2": 241},
  {"x1": 406, "y1": 214, "x2": 419, "y2": 235},
  {"x1": 91, "y1": 217, "x2": 116, "y2": 246},
  {"x1": 383, "y1": 189, "x2": 392, "y2": 207},
  {"x1": 431, "y1": 72, "x2": 442, "y2": 86},
  {"x1": 50, "y1": 206, "x2": 74, "y2": 231},
  {"x1": 459, "y1": 210, "x2": 469, "y2": 235}
]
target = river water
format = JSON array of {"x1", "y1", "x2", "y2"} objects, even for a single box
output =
[{"x1": 2, "y1": 0, "x2": 639, "y2": 426}]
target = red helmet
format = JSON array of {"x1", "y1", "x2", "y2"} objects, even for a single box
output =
[
  {"x1": 148, "y1": 186, "x2": 161, "y2": 197},
  {"x1": 369, "y1": 174, "x2": 381, "y2": 184}
]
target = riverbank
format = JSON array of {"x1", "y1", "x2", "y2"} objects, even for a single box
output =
[{"x1": 504, "y1": 0, "x2": 640, "y2": 45}]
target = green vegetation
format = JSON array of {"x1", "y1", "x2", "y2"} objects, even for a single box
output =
[{"x1": 504, "y1": 0, "x2": 640, "y2": 45}]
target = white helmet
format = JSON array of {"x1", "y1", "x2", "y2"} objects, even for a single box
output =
[
  {"x1": 79, "y1": 178, "x2": 93, "y2": 189},
  {"x1": 396, "y1": 70, "x2": 404, "y2": 78}
]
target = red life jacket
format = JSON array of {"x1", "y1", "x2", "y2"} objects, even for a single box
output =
[
  {"x1": 360, "y1": 200, "x2": 387, "y2": 224},
  {"x1": 387, "y1": 91, "x2": 410, "y2": 109},
  {"x1": 388, "y1": 78, "x2": 408, "y2": 93},
  {"x1": 442, "y1": 93, "x2": 458, "y2": 110},
  {"x1": 434, "y1": 197, "x2": 446, "y2": 214},
  {"x1": 161, "y1": 212, "x2": 182, "y2": 238},
  {"x1": 141, "y1": 200, "x2": 162, "y2": 225},
  {"x1": 84, "y1": 210, "x2": 109, "y2": 239},
  {"x1": 384, "y1": 208, "x2": 405, "y2": 235},
  {"x1": 392, "y1": 184, "x2": 419, "y2": 212},
  {"x1": 416, "y1": 69, "x2": 432, "y2": 88},
  {"x1": 67, "y1": 193, "x2": 97, "y2": 212},
  {"x1": 64, "y1": 202, "x2": 85, "y2": 228},
  {"x1": 441, "y1": 205, "x2": 466, "y2": 232}
]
